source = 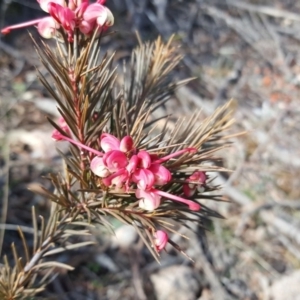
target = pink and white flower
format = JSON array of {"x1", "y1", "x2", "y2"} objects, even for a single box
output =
[
  {"x1": 183, "y1": 171, "x2": 207, "y2": 197},
  {"x1": 48, "y1": 2, "x2": 76, "y2": 34},
  {"x1": 53, "y1": 132, "x2": 201, "y2": 211},
  {"x1": 51, "y1": 117, "x2": 71, "y2": 141},
  {"x1": 148, "y1": 164, "x2": 171, "y2": 185},
  {"x1": 37, "y1": 17, "x2": 60, "y2": 38},
  {"x1": 37, "y1": 0, "x2": 65, "y2": 13},
  {"x1": 100, "y1": 133, "x2": 121, "y2": 152},
  {"x1": 132, "y1": 169, "x2": 155, "y2": 191},
  {"x1": 1, "y1": 0, "x2": 114, "y2": 40},
  {"x1": 154, "y1": 230, "x2": 168, "y2": 252},
  {"x1": 103, "y1": 150, "x2": 128, "y2": 173},
  {"x1": 136, "y1": 189, "x2": 161, "y2": 211},
  {"x1": 90, "y1": 157, "x2": 109, "y2": 177}
]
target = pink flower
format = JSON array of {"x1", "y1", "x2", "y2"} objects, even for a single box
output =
[
  {"x1": 136, "y1": 189, "x2": 161, "y2": 211},
  {"x1": 148, "y1": 164, "x2": 171, "y2": 185},
  {"x1": 101, "y1": 133, "x2": 120, "y2": 152},
  {"x1": 48, "y1": 3, "x2": 75, "y2": 34},
  {"x1": 154, "y1": 230, "x2": 168, "y2": 252},
  {"x1": 132, "y1": 169, "x2": 155, "y2": 191},
  {"x1": 52, "y1": 132, "x2": 201, "y2": 212},
  {"x1": 37, "y1": 17, "x2": 60, "y2": 38},
  {"x1": 75, "y1": 1, "x2": 89, "y2": 18},
  {"x1": 68, "y1": 0, "x2": 89, "y2": 11},
  {"x1": 37, "y1": 0, "x2": 65, "y2": 13},
  {"x1": 1, "y1": 1, "x2": 65, "y2": 37},
  {"x1": 90, "y1": 156, "x2": 110, "y2": 177},
  {"x1": 1, "y1": 0, "x2": 114, "y2": 39},
  {"x1": 111, "y1": 171, "x2": 130, "y2": 188},
  {"x1": 120, "y1": 136, "x2": 134, "y2": 153},
  {"x1": 80, "y1": 3, "x2": 113, "y2": 35},
  {"x1": 100, "y1": 133, "x2": 134, "y2": 153},
  {"x1": 83, "y1": 4, "x2": 109, "y2": 26},
  {"x1": 102, "y1": 169, "x2": 129, "y2": 187},
  {"x1": 137, "y1": 151, "x2": 151, "y2": 169},
  {"x1": 126, "y1": 155, "x2": 139, "y2": 174},
  {"x1": 183, "y1": 171, "x2": 207, "y2": 197},
  {"x1": 51, "y1": 117, "x2": 71, "y2": 141},
  {"x1": 103, "y1": 150, "x2": 128, "y2": 172}
]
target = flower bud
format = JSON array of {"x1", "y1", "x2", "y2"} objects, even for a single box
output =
[
  {"x1": 137, "y1": 151, "x2": 151, "y2": 169},
  {"x1": 82, "y1": 3, "x2": 108, "y2": 30},
  {"x1": 136, "y1": 189, "x2": 161, "y2": 211},
  {"x1": 148, "y1": 164, "x2": 171, "y2": 185},
  {"x1": 104, "y1": 7, "x2": 114, "y2": 26},
  {"x1": 101, "y1": 133, "x2": 120, "y2": 153},
  {"x1": 132, "y1": 169, "x2": 155, "y2": 191},
  {"x1": 51, "y1": 117, "x2": 70, "y2": 140},
  {"x1": 154, "y1": 230, "x2": 168, "y2": 252},
  {"x1": 103, "y1": 150, "x2": 128, "y2": 172},
  {"x1": 38, "y1": 0, "x2": 65, "y2": 13},
  {"x1": 183, "y1": 171, "x2": 207, "y2": 197},
  {"x1": 90, "y1": 156, "x2": 110, "y2": 177},
  {"x1": 48, "y1": 3, "x2": 75, "y2": 33},
  {"x1": 126, "y1": 155, "x2": 139, "y2": 173},
  {"x1": 38, "y1": 17, "x2": 60, "y2": 39},
  {"x1": 120, "y1": 136, "x2": 134, "y2": 153}
]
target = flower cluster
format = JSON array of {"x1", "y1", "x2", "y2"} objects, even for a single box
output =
[
  {"x1": 1, "y1": 0, "x2": 113, "y2": 41},
  {"x1": 56, "y1": 130, "x2": 202, "y2": 212},
  {"x1": 52, "y1": 124, "x2": 208, "y2": 252}
]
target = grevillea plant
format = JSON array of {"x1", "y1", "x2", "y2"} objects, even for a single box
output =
[{"x1": 0, "y1": 1, "x2": 234, "y2": 298}]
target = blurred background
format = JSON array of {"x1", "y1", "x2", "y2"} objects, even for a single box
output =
[{"x1": 1, "y1": 0, "x2": 300, "y2": 299}]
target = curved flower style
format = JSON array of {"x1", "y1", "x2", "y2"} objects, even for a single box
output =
[
  {"x1": 141, "y1": 189, "x2": 201, "y2": 211},
  {"x1": 55, "y1": 132, "x2": 201, "y2": 212},
  {"x1": 1, "y1": 17, "x2": 60, "y2": 39},
  {"x1": 1, "y1": 0, "x2": 114, "y2": 41}
]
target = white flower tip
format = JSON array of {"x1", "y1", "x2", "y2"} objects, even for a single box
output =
[
  {"x1": 138, "y1": 199, "x2": 155, "y2": 211},
  {"x1": 37, "y1": 17, "x2": 60, "y2": 39},
  {"x1": 105, "y1": 8, "x2": 114, "y2": 26},
  {"x1": 39, "y1": 0, "x2": 65, "y2": 12},
  {"x1": 90, "y1": 156, "x2": 110, "y2": 177}
]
